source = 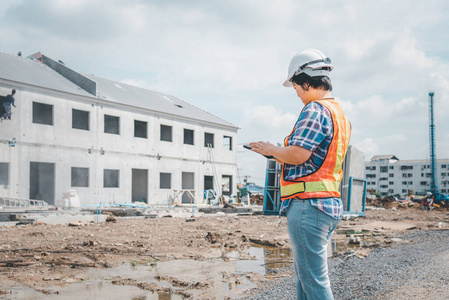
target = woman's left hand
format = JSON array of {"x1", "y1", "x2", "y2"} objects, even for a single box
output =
[{"x1": 249, "y1": 141, "x2": 275, "y2": 156}]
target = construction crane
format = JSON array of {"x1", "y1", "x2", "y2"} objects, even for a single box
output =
[{"x1": 428, "y1": 92, "x2": 449, "y2": 203}]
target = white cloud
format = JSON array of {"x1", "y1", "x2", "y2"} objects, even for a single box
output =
[
  {"x1": 239, "y1": 105, "x2": 297, "y2": 143},
  {"x1": 354, "y1": 138, "x2": 379, "y2": 160},
  {"x1": 390, "y1": 29, "x2": 437, "y2": 69}
]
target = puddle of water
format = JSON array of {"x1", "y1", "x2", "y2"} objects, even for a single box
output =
[
  {"x1": 336, "y1": 236, "x2": 379, "y2": 249},
  {"x1": 0, "y1": 246, "x2": 293, "y2": 300},
  {"x1": 0, "y1": 282, "x2": 173, "y2": 300},
  {"x1": 237, "y1": 246, "x2": 292, "y2": 274}
]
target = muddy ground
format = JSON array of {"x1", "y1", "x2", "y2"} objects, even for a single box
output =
[{"x1": 0, "y1": 203, "x2": 448, "y2": 299}]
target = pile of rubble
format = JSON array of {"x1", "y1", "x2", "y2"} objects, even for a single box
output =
[
  {"x1": 250, "y1": 195, "x2": 264, "y2": 206},
  {"x1": 367, "y1": 196, "x2": 449, "y2": 211},
  {"x1": 366, "y1": 197, "x2": 419, "y2": 209}
]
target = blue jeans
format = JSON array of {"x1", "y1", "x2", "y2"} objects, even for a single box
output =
[{"x1": 286, "y1": 200, "x2": 339, "y2": 300}]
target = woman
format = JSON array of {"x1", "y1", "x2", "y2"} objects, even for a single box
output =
[{"x1": 250, "y1": 49, "x2": 351, "y2": 300}]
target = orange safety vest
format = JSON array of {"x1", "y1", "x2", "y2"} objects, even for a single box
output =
[{"x1": 280, "y1": 99, "x2": 351, "y2": 201}]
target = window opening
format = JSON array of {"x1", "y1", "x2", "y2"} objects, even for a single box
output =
[
  {"x1": 205, "y1": 132, "x2": 214, "y2": 148},
  {"x1": 222, "y1": 175, "x2": 232, "y2": 196},
  {"x1": 204, "y1": 175, "x2": 214, "y2": 190},
  {"x1": 104, "y1": 115, "x2": 120, "y2": 135},
  {"x1": 134, "y1": 120, "x2": 147, "y2": 138},
  {"x1": 0, "y1": 163, "x2": 9, "y2": 186},
  {"x1": 223, "y1": 136, "x2": 232, "y2": 151},
  {"x1": 0, "y1": 96, "x2": 6, "y2": 119},
  {"x1": 161, "y1": 125, "x2": 172, "y2": 142},
  {"x1": 182, "y1": 172, "x2": 195, "y2": 203},
  {"x1": 72, "y1": 109, "x2": 89, "y2": 130},
  {"x1": 71, "y1": 167, "x2": 89, "y2": 187},
  {"x1": 104, "y1": 169, "x2": 119, "y2": 188},
  {"x1": 160, "y1": 173, "x2": 171, "y2": 189},
  {"x1": 30, "y1": 162, "x2": 55, "y2": 205},
  {"x1": 184, "y1": 129, "x2": 194, "y2": 145},
  {"x1": 132, "y1": 169, "x2": 148, "y2": 202},
  {"x1": 33, "y1": 102, "x2": 53, "y2": 125}
]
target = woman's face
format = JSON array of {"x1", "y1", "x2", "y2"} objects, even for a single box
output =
[{"x1": 292, "y1": 82, "x2": 309, "y2": 105}]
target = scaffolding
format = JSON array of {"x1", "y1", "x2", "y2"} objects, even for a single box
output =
[
  {"x1": 169, "y1": 189, "x2": 196, "y2": 206},
  {"x1": 206, "y1": 144, "x2": 223, "y2": 205},
  {"x1": 263, "y1": 159, "x2": 282, "y2": 215},
  {"x1": 0, "y1": 197, "x2": 48, "y2": 208}
]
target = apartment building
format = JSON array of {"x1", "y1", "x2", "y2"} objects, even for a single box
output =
[
  {"x1": 0, "y1": 52, "x2": 238, "y2": 206},
  {"x1": 365, "y1": 155, "x2": 449, "y2": 196}
]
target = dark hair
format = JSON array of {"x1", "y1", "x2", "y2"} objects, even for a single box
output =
[
  {"x1": 11, "y1": 89, "x2": 16, "y2": 95},
  {"x1": 292, "y1": 72, "x2": 332, "y2": 91}
]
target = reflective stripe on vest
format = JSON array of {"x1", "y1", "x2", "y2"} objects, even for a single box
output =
[{"x1": 280, "y1": 99, "x2": 350, "y2": 201}]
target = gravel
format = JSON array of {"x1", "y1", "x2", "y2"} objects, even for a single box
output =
[{"x1": 243, "y1": 229, "x2": 449, "y2": 300}]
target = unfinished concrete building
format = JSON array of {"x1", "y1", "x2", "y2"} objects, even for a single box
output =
[
  {"x1": 0, "y1": 51, "x2": 238, "y2": 206},
  {"x1": 365, "y1": 155, "x2": 449, "y2": 196}
]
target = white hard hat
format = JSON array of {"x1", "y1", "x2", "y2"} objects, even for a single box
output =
[{"x1": 283, "y1": 49, "x2": 334, "y2": 87}]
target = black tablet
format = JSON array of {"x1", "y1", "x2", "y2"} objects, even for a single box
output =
[{"x1": 243, "y1": 144, "x2": 274, "y2": 159}]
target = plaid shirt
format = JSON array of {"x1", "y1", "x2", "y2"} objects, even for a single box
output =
[{"x1": 280, "y1": 101, "x2": 343, "y2": 219}]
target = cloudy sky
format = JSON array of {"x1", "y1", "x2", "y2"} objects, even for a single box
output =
[{"x1": 1, "y1": 0, "x2": 448, "y2": 185}]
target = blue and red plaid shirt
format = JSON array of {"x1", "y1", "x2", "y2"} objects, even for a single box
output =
[{"x1": 280, "y1": 100, "x2": 343, "y2": 220}]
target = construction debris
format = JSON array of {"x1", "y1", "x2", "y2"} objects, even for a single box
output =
[
  {"x1": 0, "y1": 205, "x2": 447, "y2": 298},
  {"x1": 105, "y1": 215, "x2": 116, "y2": 223}
]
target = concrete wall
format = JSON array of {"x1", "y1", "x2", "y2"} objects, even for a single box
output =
[
  {"x1": 0, "y1": 85, "x2": 238, "y2": 206},
  {"x1": 340, "y1": 146, "x2": 366, "y2": 213}
]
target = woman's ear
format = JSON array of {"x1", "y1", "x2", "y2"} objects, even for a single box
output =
[{"x1": 302, "y1": 83, "x2": 310, "y2": 91}]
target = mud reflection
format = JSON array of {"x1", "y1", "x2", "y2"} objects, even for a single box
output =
[{"x1": 0, "y1": 246, "x2": 293, "y2": 300}]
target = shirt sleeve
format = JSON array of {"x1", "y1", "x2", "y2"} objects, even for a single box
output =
[{"x1": 287, "y1": 102, "x2": 332, "y2": 152}]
